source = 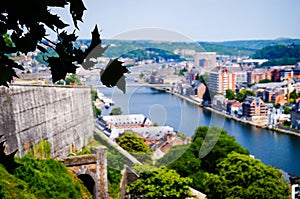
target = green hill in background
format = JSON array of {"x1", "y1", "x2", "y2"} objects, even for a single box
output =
[{"x1": 76, "y1": 38, "x2": 300, "y2": 58}]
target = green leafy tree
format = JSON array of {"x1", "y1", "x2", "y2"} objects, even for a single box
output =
[
  {"x1": 274, "y1": 103, "x2": 281, "y2": 109},
  {"x1": 65, "y1": 74, "x2": 83, "y2": 86},
  {"x1": 116, "y1": 132, "x2": 150, "y2": 154},
  {"x1": 284, "y1": 106, "x2": 291, "y2": 114},
  {"x1": 126, "y1": 167, "x2": 193, "y2": 199},
  {"x1": 162, "y1": 126, "x2": 249, "y2": 192},
  {"x1": 203, "y1": 152, "x2": 290, "y2": 199},
  {"x1": 110, "y1": 107, "x2": 122, "y2": 115},
  {"x1": 236, "y1": 89, "x2": 255, "y2": 102},
  {"x1": 225, "y1": 89, "x2": 235, "y2": 100},
  {"x1": 289, "y1": 90, "x2": 299, "y2": 103},
  {"x1": 259, "y1": 79, "x2": 272, "y2": 83}
]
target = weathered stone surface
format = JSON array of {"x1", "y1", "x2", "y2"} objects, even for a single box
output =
[
  {"x1": 0, "y1": 84, "x2": 94, "y2": 157},
  {"x1": 63, "y1": 146, "x2": 109, "y2": 199}
]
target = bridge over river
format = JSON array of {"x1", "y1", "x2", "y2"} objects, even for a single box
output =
[{"x1": 92, "y1": 83, "x2": 169, "y2": 88}]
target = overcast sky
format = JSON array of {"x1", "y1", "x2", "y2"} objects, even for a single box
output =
[{"x1": 56, "y1": 0, "x2": 300, "y2": 42}]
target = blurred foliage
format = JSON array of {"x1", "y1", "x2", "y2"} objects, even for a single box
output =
[{"x1": 93, "y1": 133, "x2": 128, "y2": 170}]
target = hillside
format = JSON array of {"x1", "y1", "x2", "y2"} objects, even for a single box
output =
[
  {"x1": 210, "y1": 38, "x2": 300, "y2": 50},
  {"x1": 251, "y1": 44, "x2": 300, "y2": 66},
  {"x1": 76, "y1": 38, "x2": 300, "y2": 58},
  {"x1": 77, "y1": 39, "x2": 256, "y2": 58}
]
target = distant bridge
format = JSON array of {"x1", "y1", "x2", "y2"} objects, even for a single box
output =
[{"x1": 92, "y1": 83, "x2": 169, "y2": 88}]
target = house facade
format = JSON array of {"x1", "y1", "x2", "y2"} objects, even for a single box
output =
[{"x1": 242, "y1": 97, "x2": 268, "y2": 118}]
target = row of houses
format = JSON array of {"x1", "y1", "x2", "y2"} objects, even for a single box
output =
[
  {"x1": 207, "y1": 64, "x2": 300, "y2": 96},
  {"x1": 211, "y1": 93, "x2": 300, "y2": 131}
]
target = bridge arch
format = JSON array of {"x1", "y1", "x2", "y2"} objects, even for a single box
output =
[
  {"x1": 78, "y1": 174, "x2": 96, "y2": 195},
  {"x1": 62, "y1": 146, "x2": 108, "y2": 199}
]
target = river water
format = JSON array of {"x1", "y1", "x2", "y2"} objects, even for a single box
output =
[
  {"x1": 99, "y1": 86, "x2": 300, "y2": 176},
  {"x1": 92, "y1": 63, "x2": 300, "y2": 176}
]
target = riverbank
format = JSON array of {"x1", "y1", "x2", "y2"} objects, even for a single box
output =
[{"x1": 152, "y1": 86, "x2": 300, "y2": 137}]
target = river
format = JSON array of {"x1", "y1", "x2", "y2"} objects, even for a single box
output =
[{"x1": 99, "y1": 86, "x2": 300, "y2": 176}]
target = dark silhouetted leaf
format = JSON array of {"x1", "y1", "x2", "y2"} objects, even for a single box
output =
[
  {"x1": 0, "y1": 135, "x2": 21, "y2": 173},
  {"x1": 48, "y1": 56, "x2": 78, "y2": 83},
  {"x1": 67, "y1": 0, "x2": 86, "y2": 29},
  {"x1": 100, "y1": 59, "x2": 129, "y2": 93},
  {"x1": 82, "y1": 25, "x2": 108, "y2": 70},
  {"x1": 37, "y1": 44, "x2": 48, "y2": 53}
]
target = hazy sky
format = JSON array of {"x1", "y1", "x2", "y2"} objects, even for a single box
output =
[{"x1": 57, "y1": 0, "x2": 300, "y2": 42}]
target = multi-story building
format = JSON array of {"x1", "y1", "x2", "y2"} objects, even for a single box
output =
[
  {"x1": 242, "y1": 96, "x2": 268, "y2": 118},
  {"x1": 247, "y1": 68, "x2": 272, "y2": 84},
  {"x1": 208, "y1": 65, "x2": 249, "y2": 95},
  {"x1": 208, "y1": 67, "x2": 236, "y2": 95},
  {"x1": 194, "y1": 52, "x2": 216, "y2": 68},
  {"x1": 280, "y1": 65, "x2": 300, "y2": 81}
]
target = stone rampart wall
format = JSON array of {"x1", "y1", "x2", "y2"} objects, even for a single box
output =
[{"x1": 0, "y1": 84, "x2": 94, "y2": 157}]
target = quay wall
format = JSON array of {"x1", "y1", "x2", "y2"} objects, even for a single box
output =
[{"x1": 0, "y1": 84, "x2": 94, "y2": 157}]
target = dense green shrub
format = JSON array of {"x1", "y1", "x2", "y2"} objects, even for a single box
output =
[{"x1": 14, "y1": 155, "x2": 92, "y2": 199}]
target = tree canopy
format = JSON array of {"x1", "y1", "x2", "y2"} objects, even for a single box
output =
[
  {"x1": 116, "y1": 131, "x2": 150, "y2": 154},
  {"x1": 225, "y1": 89, "x2": 235, "y2": 100},
  {"x1": 203, "y1": 152, "x2": 290, "y2": 199},
  {"x1": 157, "y1": 126, "x2": 289, "y2": 198},
  {"x1": 236, "y1": 89, "x2": 255, "y2": 102},
  {"x1": 126, "y1": 167, "x2": 193, "y2": 199},
  {"x1": 110, "y1": 107, "x2": 123, "y2": 116}
]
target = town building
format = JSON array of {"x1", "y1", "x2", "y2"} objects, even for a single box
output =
[
  {"x1": 212, "y1": 94, "x2": 226, "y2": 111},
  {"x1": 267, "y1": 108, "x2": 290, "y2": 128},
  {"x1": 271, "y1": 92, "x2": 286, "y2": 105},
  {"x1": 290, "y1": 102, "x2": 300, "y2": 129},
  {"x1": 208, "y1": 67, "x2": 236, "y2": 95},
  {"x1": 247, "y1": 68, "x2": 272, "y2": 84},
  {"x1": 194, "y1": 52, "x2": 216, "y2": 68},
  {"x1": 280, "y1": 65, "x2": 300, "y2": 81},
  {"x1": 226, "y1": 100, "x2": 243, "y2": 116},
  {"x1": 242, "y1": 96, "x2": 268, "y2": 118}
]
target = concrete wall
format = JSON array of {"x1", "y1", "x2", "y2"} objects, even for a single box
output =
[{"x1": 0, "y1": 84, "x2": 94, "y2": 157}]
